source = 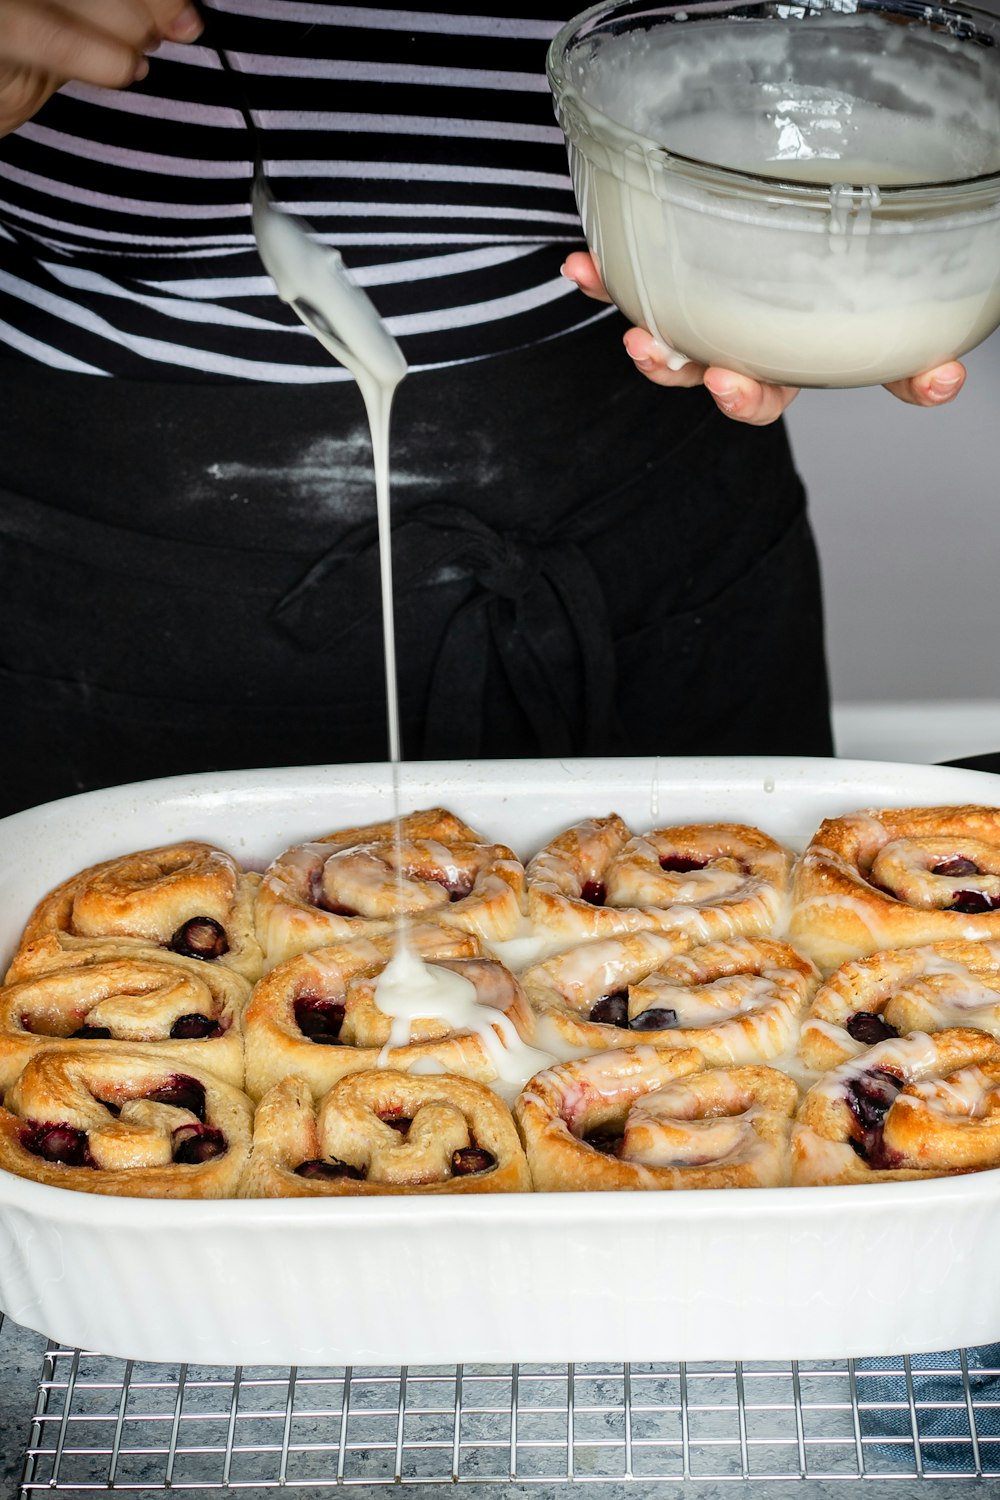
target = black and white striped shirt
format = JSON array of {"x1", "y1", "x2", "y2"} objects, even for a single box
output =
[{"x1": 0, "y1": 1, "x2": 605, "y2": 381}]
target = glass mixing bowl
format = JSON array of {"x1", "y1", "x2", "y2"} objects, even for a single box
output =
[{"x1": 548, "y1": 0, "x2": 1000, "y2": 387}]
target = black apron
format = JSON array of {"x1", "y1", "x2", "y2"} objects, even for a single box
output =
[{"x1": 0, "y1": 315, "x2": 832, "y2": 815}]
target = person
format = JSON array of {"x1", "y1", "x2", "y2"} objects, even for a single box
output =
[{"x1": 0, "y1": 1, "x2": 966, "y2": 816}]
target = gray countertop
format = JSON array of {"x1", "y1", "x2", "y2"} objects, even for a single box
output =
[{"x1": 1, "y1": 1313, "x2": 997, "y2": 1500}]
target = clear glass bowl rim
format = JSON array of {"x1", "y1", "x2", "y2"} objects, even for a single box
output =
[{"x1": 547, "y1": 0, "x2": 1000, "y2": 200}]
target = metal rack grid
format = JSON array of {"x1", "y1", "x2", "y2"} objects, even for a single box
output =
[{"x1": 16, "y1": 1340, "x2": 1000, "y2": 1491}]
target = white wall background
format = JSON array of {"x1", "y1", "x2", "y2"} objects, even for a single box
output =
[
  {"x1": 782, "y1": 0, "x2": 1000, "y2": 762},
  {"x1": 784, "y1": 326, "x2": 1000, "y2": 760}
]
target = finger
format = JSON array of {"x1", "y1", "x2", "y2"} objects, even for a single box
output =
[
  {"x1": 0, "y1": 2, "x2": 143, "y2": 88},
  {"x1": 560, "y1": 250, "x2": 614, "y2": 304},
  {"x1": 54, "y1": 0, "x2": 200, "y2": 48},
  {"x1": 622, "y1": 326, "x2": 706, "y2": 388},
  {"x1": 883, "y1": 360, "x2": 966, "y2": 408},
  {"x1": 0, "y1": 0, "x2": 200, "y2": 92},
  {"x1": 702, "y1": 368, "x2": 799, "y2": 425}
]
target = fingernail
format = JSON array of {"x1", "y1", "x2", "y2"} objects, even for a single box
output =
[
  {"x1": 168, "y1": 6, "x2": 204, "y2": 39},
  {"x1": 132, "y1": 56, "x2": 149, "y2": 82},
  {"x1": 631, "y1": 355, "x2": 656, "y2": 372},
  {"x1": 930, "y1": 372, "x2": 963, "y2": 399},
  {"x1": 704, "y1": 376, "x2": 740, "y2": 412},
  {"x1": 623, "y1": 332, "x2": 653, "y2": 364},
  {"x1": 559, "y1": 262, "x2": 577, "y2": 282}
]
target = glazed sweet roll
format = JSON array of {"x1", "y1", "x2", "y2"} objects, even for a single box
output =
[
  {"x1": 523, "y1": 933, "x2": 819, "y2": 1065},
  {"x1": 798, "y1": 940, "x2": 1000, "y2": 1074},
  {"x1": 0, "y1": 1047, "x2": 252, "y2": 1197},
  {"x1": 244, "y1": 925, "x2": 550, "y2": 1100},
  {"x1": 242, "y1": 1070, "x2": 531, "y2": 1196},
  {"x1": 525, "y1": 814, "x2": 792, "y2": 943},
  {"x1": 11, "y1": 842, "x2": 262, "y2": 981},
  {"x1": 514, "y1": 1047, "x2": 797, "y2": 1190},
  {"x1": 791, "y1": 1028, "x2": 1000, "y2": 1184},
  {"x1": 0, "y1": 935, "x2": 250, "y2": 1091},
  {"x1": 255, "y1": 807, "x2": 526, "y2": 966},
  {"x1": 789, "y1": 805, "x2": 1000, "y2": 972}
]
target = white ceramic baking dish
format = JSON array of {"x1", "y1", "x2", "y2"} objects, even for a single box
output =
[{"x1": 1, "y1": 755, "x2": 999, "y2": 1367}]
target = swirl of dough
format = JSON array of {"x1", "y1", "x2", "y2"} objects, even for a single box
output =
[
  {"x1": 797, "y1": 939, "x2": 1000, "y2": 1074},
  {"x1": 255, "y1": 807, "x2": 526, "y2": 966},
  {"x1": 525, "y1": 815, "x2": 792, "y2": 942},
  {"x1": 0, "y1": 935, "x2": 250, "y2": 1091},
  {"x1": 241, "y1": 1070, "x2": 531, "y2": 1196},
  {"x1": 514, "y1": 1048, "x2": 797, "y2": 1190},
  {"x1": 791, "y1": 1027, "x2": 1000, "y2": 1184},
  {"x1": 524, "y1": 934, "x2": 819, "y2": 1065},
  {"x1": 244, "y1": 924, "x2": 548, "y2": 1101},
  {"x1": 0, "y1": 1047, "x2": 252, "y2": 1198},
  {"x1": 12, "y1": 843, "x2": 262, "y2": 982},
  {"x1": 789, "y1": 805, "x2": 1000, "y2": 973}
]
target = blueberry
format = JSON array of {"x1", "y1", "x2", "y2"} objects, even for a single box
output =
[
  {"x1": 23, "y1": 1123, "x2": 93, "y2": 1167},
  {"x1": 583, "y1": 1128, "x2": 623, "y2": 1156},
  {"x1": 580, "y1": 880, "x2": 606, "y2": 907},
  {"x1": 294, "y1": 1157, "x2": 365, "y2": 1180},
  {"x1": 952, "y1": 890, "x2": 1000, "y2": 914},
  {"x1": 845, "y1": 1068, "x2": 903, "y2": 1132},
  {"x1": 170, "y1": 916, "x2": 229, "y2": 962},
  {"x1": 144, "y1": 1075, "x2": 207, "y2": 1121},
  {"x1": 452, "y1": 1146, "x2": 496, "y2": 1175},
  {"x1": 71, "y1": 1025, "x2": 113, "y2": 1039},
  {"x1": 659, "y1": 855, "x2": 705, "y2": 873},
  {"x1": 933, "y1": 857, "x2": 979, "y2": 877},
  {"x1": 293, "y1": 996, "x2": 346, "y2": 1044},
  {"x1": 630, "y1": 1007, "x2": 679, "y2": 1031},
  {"x1": 589, "y1": 992, "x2": 629, "y2": 1028},
  {"x1": 173, "y1": 1126, "x2": 226, "y2": 1164},
  {"x1": 846, "y1": 1012, "x2": 899, "y2": 1046},
  {"x1": 169, "y1": 1013, "x2": 222, "y2": 1040}
]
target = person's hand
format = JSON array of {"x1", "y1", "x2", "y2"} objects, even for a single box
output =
[
  {"x1": 0, "y1": 0, "x2": 203, "y2": 136},
  {"x1": 562, "y1": 250, "x2": 967, "y2": 426}
]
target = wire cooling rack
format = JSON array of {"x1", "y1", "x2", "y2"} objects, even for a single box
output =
[{"x1": 13, "y1": 1334, "x2": 1000, "y2": 1491}]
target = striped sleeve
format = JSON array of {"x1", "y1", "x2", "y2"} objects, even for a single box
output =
[{"x1": 0, "y1": 1, "x2": 611, "y2": 382}]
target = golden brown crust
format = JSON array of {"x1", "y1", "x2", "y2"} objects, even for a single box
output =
[
  {"x1": 0, "y1": 935, "x2": 251, "y2": 1092},
  {"x1": 524, "y1": 934, "x2": 819, "y2": 1065},
  {"x1": 797, "y1": 939, "x2": 1000, "y2": 1073},
  {"x1": 791, "y1": 1027, "x2": 1000, "y2": 1185},
  {"x1": 525, "y1": 816, "x2": 792, "y2": 943},
  {"x1": 0, "y1": 1046, "x2": 253, "y2": 1198},
  {"x1": 11, "y1": 844, "x2": 263, "y2": 982},
  {"x1": 243, "y1": 925, "x2": 541, "y2": 1100},
  {"x1": 789, "y1": 805, "x2": 1000, "y2": 972},
  {"x1": 254, "y1": 807, "x2": 526, "y2": 966},
  {"x1": 242, "y1": 1070, "x2": 531, "y2": 1196},
  {"x1": 514, "y1": 1047, "x2": 797, "y2": 1190}
]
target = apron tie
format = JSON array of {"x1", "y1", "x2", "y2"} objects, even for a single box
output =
[{"x1": 270, "y1": 502, "x2": 619, "y2": 756}]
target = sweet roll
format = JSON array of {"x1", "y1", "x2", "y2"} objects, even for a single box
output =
[
  {"x1": 523, "y1": 933, "x2": 819, "y2": 1064},
  {"x1": 12, "y1": 842, "x2": 262, "y2": 981},
  {"x1": 242, "y1": 1069, "x2": 531, "y2": 1196},
  {"x1": 798, "y1": 939, "x2": 1000, "y2": 1073},
  {"x1": 525, "y1": 814, "x2": 792, "y2": 942},
  {"x1": 0, "y1": 934, "x2": 250, "y2": 1091},
  {"x1": 789, "y1": 805, "x2": 1000, "y2": 972},
  {"x1": 244, "y1": 924, "x2": 549, "y2": 1100},
  {"x1": 255, "y1": 807, "x2": 526, "y2": 966},
  {"x1": 514, "y1": 1046, "x2": 797, "y2": 1189},
  {"x1": 0, "y1": 1046, "x2": 252, "y2": 1197},
  {"x1": 791, "y1": 1028, "x2": 1000, "y2": 1184}
]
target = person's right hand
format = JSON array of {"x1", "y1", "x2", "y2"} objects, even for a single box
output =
[{"x1": 0, "y1": 0, "x2": 203, "y2": 136}]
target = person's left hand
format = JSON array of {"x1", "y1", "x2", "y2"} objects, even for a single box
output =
[{"x1": 562, "y1": 250, "x2": 967, "y2": 427}]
